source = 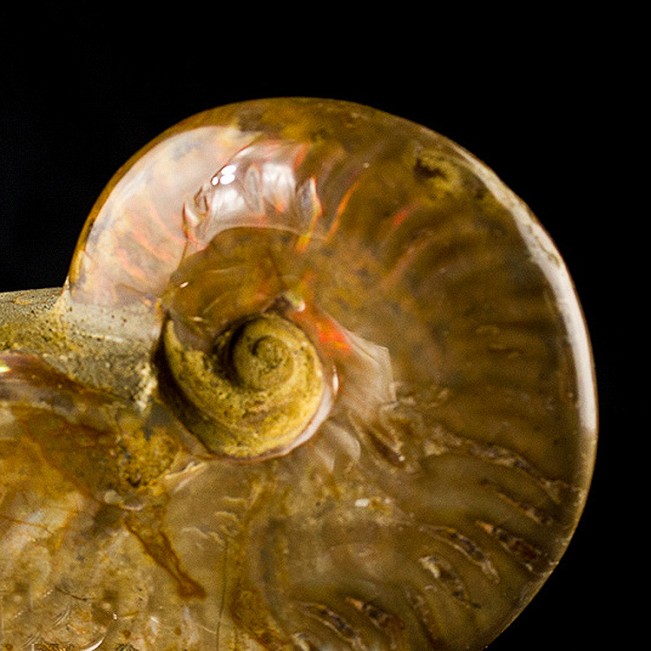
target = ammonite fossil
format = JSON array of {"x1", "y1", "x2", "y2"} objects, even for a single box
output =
[{"x1": 0, "y1": 98, "x2": 597, "y2": 650}]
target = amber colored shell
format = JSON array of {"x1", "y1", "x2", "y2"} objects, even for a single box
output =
[{"x1": 0, "y1": 98, "x2": 597, "y2": 650}]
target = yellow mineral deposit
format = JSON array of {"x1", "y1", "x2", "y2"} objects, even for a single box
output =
[{"x1": 0, "y1": 99, "x2": 597, "y2": 650}]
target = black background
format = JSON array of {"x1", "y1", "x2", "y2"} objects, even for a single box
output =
[{"x1": 1, "y1": 5, "x2": 625, "y2": 649}]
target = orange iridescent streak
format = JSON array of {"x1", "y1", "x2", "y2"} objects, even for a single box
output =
[
  {"x1": 182, "y1": 202, "x2": 203, "y2": 251},
  {"x1": 104, "y1": 196, "x2": 188, "y2": 295},
  {"x1": 292, "y1": 142, "x2": 309, "y2": 169},
  {"x1": 379, "y1": 230, "x2": 437, "y2": 293},
  {"x1": 325, "y1": 179, "x2": 361, "y2": 241},
  {"x1": 128, "y1": 204, "x2": 183, "y2": 266},
  {"x1": 270, "y1": 192, "x2": 289, "y2": 213},
  {"x1": 296, "y1": 177, "x2": 323, "y2": 254},
  {"x1": 269, "y1": 142, "x2": 310, "y2": 214},
  {"x1": 290, "y1": 288, "x2": 351, "y2": 356},
  {"x1": 391, "y1": 206, "x2": 411, "y2": 229},
  {"x1": 315, "y1": 317, "x2": 350, "y2": 352}
]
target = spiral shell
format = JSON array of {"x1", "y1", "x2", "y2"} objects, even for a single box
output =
[
  {"x1": 0, "y1": 98, "x2": 596, "y2": 650},
  {"x1": 162, "y1": 311, "x2": 333, "y2": 459}
]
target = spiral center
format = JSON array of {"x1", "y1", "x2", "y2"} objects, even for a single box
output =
[
  {"x1": 162, "y1": 312, "x2": 332, "y2": 459},
  {"x1": 231, "y1": 332, "x2": 293, "y2": 391}
]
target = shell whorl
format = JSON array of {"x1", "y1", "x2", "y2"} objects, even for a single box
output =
[{"x1": 163, "y1": 312, "x2": 330, "y2": 459}]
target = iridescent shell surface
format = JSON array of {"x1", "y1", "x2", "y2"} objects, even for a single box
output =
[{"x1": 0, "y1": 98, "x2": 597, "y2": 650}]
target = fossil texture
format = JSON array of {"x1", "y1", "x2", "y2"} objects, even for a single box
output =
[{"x1": 0, "y1": 98, "x2": 597, "y2": 650}]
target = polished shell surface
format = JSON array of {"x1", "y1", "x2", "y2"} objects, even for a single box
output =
[{"x1": 0, "y1": 99, "x2": 596, "y2": 650}]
